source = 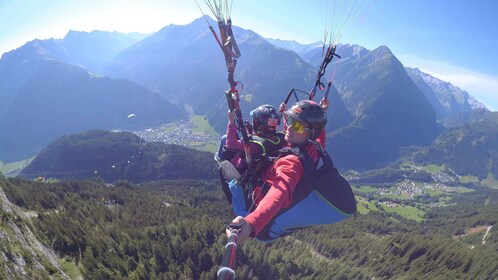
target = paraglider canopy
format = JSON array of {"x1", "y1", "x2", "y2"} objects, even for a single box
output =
[{"x1": 127, "y1": 113, "x2": 136, "y2": 119}]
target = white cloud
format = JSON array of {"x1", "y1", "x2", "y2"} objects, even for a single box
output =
[{"x1": 399, "y1": 55, "x2": 498, "y2": 111}]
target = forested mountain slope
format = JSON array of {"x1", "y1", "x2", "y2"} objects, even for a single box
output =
[
  {"x1": 1, "y1": 175, "x2": 497, "y2": 279},
  {"x1": 19, "y1": 130, "x2": 217, "y2": 182},
  {"x1": 407, "y1": 112, "x2": 498, "y2": 179}
]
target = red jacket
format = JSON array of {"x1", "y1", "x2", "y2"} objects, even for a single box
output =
[{"x1": 244, "y1": 130, "x2": 326, "y2": 236}]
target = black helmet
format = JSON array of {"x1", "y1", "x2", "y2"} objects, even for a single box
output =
[
  {"x1": 250, "y1": 104, "x2": 281, "y2": 135},
  {"x1": 284, "y1": 100, "x2": 327, "y2": 140}
]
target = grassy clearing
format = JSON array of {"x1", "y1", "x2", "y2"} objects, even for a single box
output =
[
  {"x1": 456, "y1": 187, "x2": 474, "y2": 194},
  {"x1": 352, "y1": 185, "x2": 378, "y2": 194},
  {"x1": 380, "y1": 203, "x2": 426, "y2": 222},
  {"x1": 482, "y1": 173, "x2": 498, "y2": 189},
  {"x1": 162, "y1": 125, "x2": 176, "y2": 132},
  {"x1": 421, "y1": 164, "x2": 445, "y2": 173},
  {"x1": 189, "y1": 114, "x2": 219, "y2": 153},
  {"x1": 384, "y1": 193, "x2": 412, "y2": 200},
  {"x1": 191, "y1": 115, "x2": 218, "y2": 135},
  {"x1": 356, "y1": 202, "x2": 369, "y2": 214},
  {"x1": 188, "y1": 142, "x2": 218, "y2": 153},
  {"x1": 356, "y1": 197, "x2": 382, "y2": 214},
  {"x1": 0, "y1": 157, "x2": 34, "y2": 176},
  {"x1": 459, "y1": 175, "x2": 479, "y2": 184},
  {"x1": 59, "y1": 257, "x2": 82, "y2": 279},
  {"x1": 423, "y1": 188, "x2": 444, "y2": 196}
]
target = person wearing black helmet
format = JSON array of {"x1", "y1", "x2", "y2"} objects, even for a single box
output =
[
  {"x1": 226, "y1": 104, "x2": 285, "y2": 159},
  {"x1": 249, "y1": 104, "x2": 281, "y2": 137},
  {"x1": 227, "y1": 99, "x2": 356, "y2": 243},
  {"x1": 215, "y1": 104, "x2": 286, "y2": 213}
]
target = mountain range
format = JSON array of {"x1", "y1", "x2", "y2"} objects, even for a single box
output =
[
  {"x1": 406, "y1": 67, "x2": 486, "y2": 120},
  {"x1": 102, "y1": 18, "x2": 317, "y2": 132},
  {"x1": 323, "y1": 45, "x2": 443, "y2": 169},
  {"x1": 97, "y1": 18, "x2": 448, "y2": 169},
  {"x1": 0, "y1": 17, "x2": 493, "y2": 176}
]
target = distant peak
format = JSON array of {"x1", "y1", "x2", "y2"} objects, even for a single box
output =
[
  {"x1": 366, "y1": 45, "x2": 393, "y2": 62},
  {"x1": 189, "y1": 16, "x2": 217, "y2": 27},
  {"x1": 64, "y1": 30, "x2": 86, "y2": 40},
  {"x1": 65, "y1": 29, "x2": 84, "y2": 35},
  {"x1": 373, "y1": 45, "x2": 393, "y2": 55},
  {"x1": 406, "y1": 66, "x2": 422, "y2": 74},
  {"x1": 406, "y1": 67, "x2": 489, "y2": 111}
]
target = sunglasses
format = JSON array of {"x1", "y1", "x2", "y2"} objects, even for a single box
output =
[{"x1": 286, "y1": 116, "x2": 307, "y2": 134}]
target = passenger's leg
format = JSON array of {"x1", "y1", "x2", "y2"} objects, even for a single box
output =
[
  {"x1": 214, "y1": 135, "x2": 227, "y2": 164},
  {"x1": 228, "y1": 179, "x2": 248, "y2": 217},
  {"x1": 219, "y1": 166, "x2": 232, "y2": 204},
  {"x1": 220, "y1": 160, "x2": 241, "y2": 181}
]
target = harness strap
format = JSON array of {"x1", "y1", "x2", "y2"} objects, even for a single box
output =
[{"x1": 249, "y1": 132, "x2": 285, "y2": 156}]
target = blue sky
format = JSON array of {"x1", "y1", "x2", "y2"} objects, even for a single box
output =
[{"x1": 1, "y1": 0, "x2": 497, "y2": 110}]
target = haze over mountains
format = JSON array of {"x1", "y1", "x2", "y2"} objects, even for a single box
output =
[
  {"x1": 0, "y1": 30, "x2": 144, "y2": 117},
  {"x1": 0, "y1": 62, "x2": 185, "y2": 161},
  {"x1": 0, "y1": 17, "x2": 493, "y2": 176},
  {"x1": 0, "y1": 30, "x2": 185, "y2": 162}
]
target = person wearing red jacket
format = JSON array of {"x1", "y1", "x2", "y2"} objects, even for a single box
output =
[{"x1": 227, "y1": 99, "x2": 356, "y2": 243}]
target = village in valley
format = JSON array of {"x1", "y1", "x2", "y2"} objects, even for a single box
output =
[
  {"x1": 130, "y1": 120, "x2": 220, "y2": 148},
  {"x1": 122, "y1": 110, "x2": 221, "y2": 153}
]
